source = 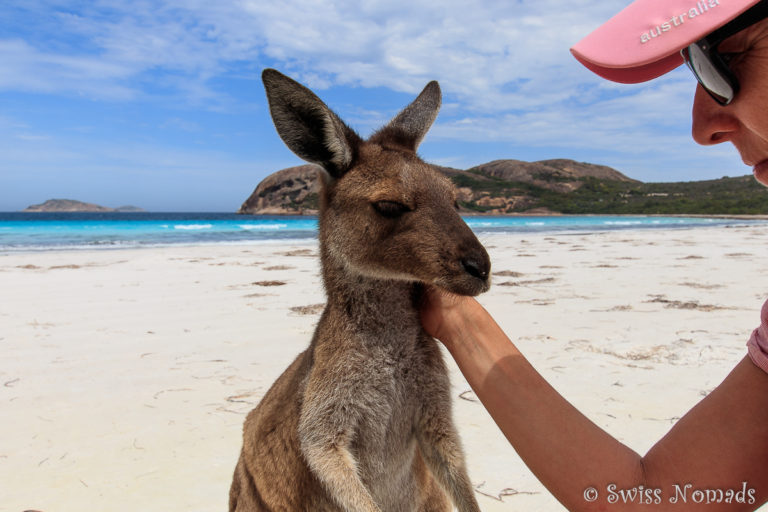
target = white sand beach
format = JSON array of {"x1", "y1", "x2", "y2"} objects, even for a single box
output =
[{"x1": 2, "y1": 224, "x2": 768, "y2": 511}]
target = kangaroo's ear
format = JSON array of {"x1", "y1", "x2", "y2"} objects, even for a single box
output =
[
  {"x1": 371, "y1": 81, "x2": 441, "y2": 151},
  {"x1": 262, "y1": 69, "x2": 361, "y2": 178}
]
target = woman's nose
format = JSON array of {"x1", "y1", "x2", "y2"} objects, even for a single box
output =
[{"x1": 691, "y1": 84, "x2": 739, "y2": 146}]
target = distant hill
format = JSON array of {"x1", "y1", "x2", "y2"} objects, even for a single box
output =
[
  {"x1": 470, "y1": 159, "x2": 637, "y2": 190},
  {"x1": 113, "y1": 205, "x2": 145, "y2": 212},
  {"x1": 239, "y1": 159, "x2": 768, "y2": 216},
  {"x1": 24, "y1": 199, "x2": 145, "y2": 212}
]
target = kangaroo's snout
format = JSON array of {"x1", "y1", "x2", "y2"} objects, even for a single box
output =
[
  {"x1": 461, "y1": 255, "x2": 489, "y2": 281},
  {"x1": 459, "y1": 241, "x2": 491, "y2": 295},
  {"x1": 435, "y1": 226, "x2": 490, "y2": 297}
]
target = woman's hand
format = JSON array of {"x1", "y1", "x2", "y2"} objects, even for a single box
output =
[{"x1": 418, "y1": 285, "x2": 476, "y2": 349}]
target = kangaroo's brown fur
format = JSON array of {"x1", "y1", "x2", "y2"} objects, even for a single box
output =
[{"x1": 229, "y1": 69, "x2": 490, "y2": 512}]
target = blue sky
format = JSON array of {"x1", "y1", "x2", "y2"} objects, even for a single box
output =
[{"x1": 0, "y1": 0, "x2": 746, "y2": 212}]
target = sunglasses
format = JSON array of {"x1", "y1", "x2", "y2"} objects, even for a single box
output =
[{"x1": 681, "y1": 0, "x2": 768, "y2": 105}]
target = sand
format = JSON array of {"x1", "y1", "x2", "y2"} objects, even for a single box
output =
[{"x1": 2, "y1": 225, "x2": 768, "y2": 511}]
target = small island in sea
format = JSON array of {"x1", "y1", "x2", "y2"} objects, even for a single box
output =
[{"x1": 23, "y1": 199, "x2": 145, "y2": 212}]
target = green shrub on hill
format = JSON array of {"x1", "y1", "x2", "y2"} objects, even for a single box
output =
[{"x1": 448, "y1": 174, "x2": 768, "y2": 214}]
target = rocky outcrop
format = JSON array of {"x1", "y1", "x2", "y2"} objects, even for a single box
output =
[
  {"x1": 23, "y1": 199, "x2": 144, "y2": 212},
  {"x1": 238, "y1": 164, "x2": 322, "y2": 215}
]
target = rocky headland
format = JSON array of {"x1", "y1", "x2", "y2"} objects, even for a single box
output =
[
  {"x1": 238, "y1": 158, "x2": 768, "y2": 215},
  {"x1": 238, "y1": 159, "x2": 636, "y2": 215}
]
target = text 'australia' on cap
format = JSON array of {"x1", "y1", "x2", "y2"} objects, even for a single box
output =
[{"x1": 571, "y1": 0, "x2": 762, "y2": 83}]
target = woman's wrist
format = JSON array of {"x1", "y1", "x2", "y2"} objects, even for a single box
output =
[{"x1": 436, "y1": 295, "x2": 486, "y2": 351}]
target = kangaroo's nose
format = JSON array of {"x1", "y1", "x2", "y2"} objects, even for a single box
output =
[{"x1": 461, "y1": 257, "x2": 489, "y2": 281}]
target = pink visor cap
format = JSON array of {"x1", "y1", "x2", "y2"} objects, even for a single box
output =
[{"x1": 571, "y1": 0, "x2": 761, "y2": 83}]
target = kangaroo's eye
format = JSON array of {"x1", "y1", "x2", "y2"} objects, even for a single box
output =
[{"x1": 372, "y1": 200, "x2": 410, "y2": 218}]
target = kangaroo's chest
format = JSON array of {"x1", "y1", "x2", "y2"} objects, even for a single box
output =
[
  {"x1": 303, "y1": 317, "x2": 451, "y2": 508},
  {"x1": 350, "y1": 332, "x2": 450, "y2": 503},
  {"x1": 333, "y1": 330, "x2": 446, "y2": 445},
  {"x1": 311, "y1": 323, "x2": 446, "y2": 432}
]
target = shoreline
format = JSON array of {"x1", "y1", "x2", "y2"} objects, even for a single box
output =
[
  {"x1": 3, "y1": 226, "x2": 768, "y2": 511},
  {"x1": 2, "y1": 213, "x2": 767, "y2": 256},
  {"x1": 7, "y1": 210, "x2": 768, "y2": 218}
]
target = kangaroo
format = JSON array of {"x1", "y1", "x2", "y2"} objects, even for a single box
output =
[{"x1": 229, "y1": 69, "x2": 490, "y2": 512}]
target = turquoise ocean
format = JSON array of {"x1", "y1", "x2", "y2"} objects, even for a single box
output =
[{"x1": 1, "y1": 212, "x2": 765, "y2": 252}]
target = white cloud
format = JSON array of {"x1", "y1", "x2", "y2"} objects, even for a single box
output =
[
  {"x1": 0, "y1": 0, "x2": 637, "y2": 108},
  {"x1": 160, "y1": 117, "x2": 201, "y2": 132},
  {"x1": 0, "y1": 39, "x2": 136, "y2": 99},
  {"x1": 2, "y1": 0, "x2": 744, "y2": 185}
]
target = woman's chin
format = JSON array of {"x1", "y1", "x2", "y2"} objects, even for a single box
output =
[{"x1": 753, "y1": 160, "x2": 768, "y2": 187}]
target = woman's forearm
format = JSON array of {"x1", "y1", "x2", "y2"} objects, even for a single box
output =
[{"x1": 441, "y1": 297, "x2": 645, "y2": 510}]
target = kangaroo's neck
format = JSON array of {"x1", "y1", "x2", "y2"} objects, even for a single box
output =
[{"x1": 319, "y1": 242, "x2": 421, "y2": 341}]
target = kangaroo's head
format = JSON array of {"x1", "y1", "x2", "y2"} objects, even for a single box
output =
[{"x1": 262, "y1": 69, "x2": 490, "y2": 296}]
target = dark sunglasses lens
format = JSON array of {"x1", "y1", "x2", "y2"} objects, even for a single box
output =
[{"x1": 685, "y1": 44, "x2": 734, "y2": 104}]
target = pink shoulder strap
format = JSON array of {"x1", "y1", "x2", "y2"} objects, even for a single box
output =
[{"x1": 747, "y1": 299, "x2": 768, "y2": 374}]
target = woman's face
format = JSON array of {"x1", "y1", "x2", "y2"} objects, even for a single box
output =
[{"x1": 692, "y1": 17, "x2": 768, "y2": 185}]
